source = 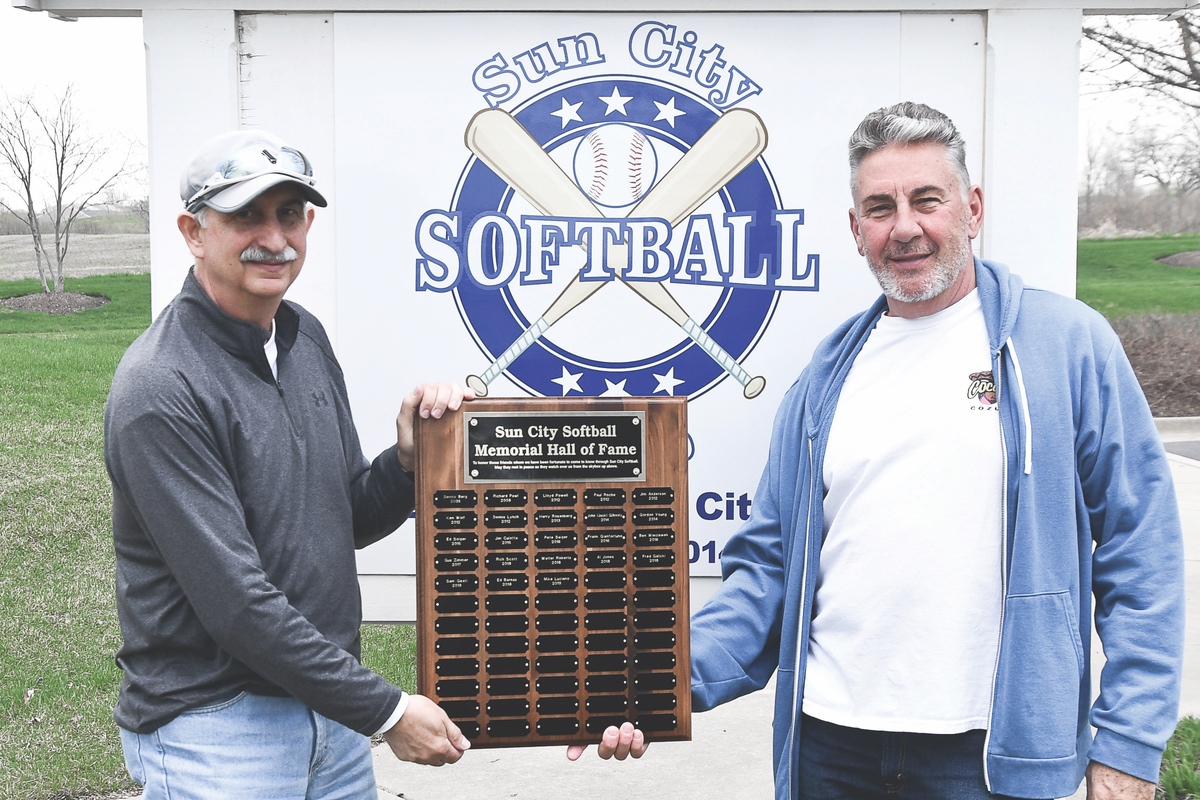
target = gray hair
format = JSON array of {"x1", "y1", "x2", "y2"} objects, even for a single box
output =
[{"x1": 848, "y1": 102, "x2": 970, "y2": 197}]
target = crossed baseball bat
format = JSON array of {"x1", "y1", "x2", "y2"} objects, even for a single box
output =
[{"x1": 463, "y1": 107, "x2": 768, "y2": 399}]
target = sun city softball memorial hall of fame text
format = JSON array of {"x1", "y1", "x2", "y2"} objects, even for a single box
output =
[{"x1": 467, "y1": 413, "x2": 645, "y2": 482}]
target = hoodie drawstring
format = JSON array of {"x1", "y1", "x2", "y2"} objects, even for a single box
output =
[{"x1": 1004, "y1": 337, "x2": 1032, "y2": 475}]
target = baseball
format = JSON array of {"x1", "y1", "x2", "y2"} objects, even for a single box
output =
[{"x1": 573, "y1": 124, "x2": 658, "y2": 209}]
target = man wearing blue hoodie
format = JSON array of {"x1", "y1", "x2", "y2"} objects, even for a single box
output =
[
  {"x1": 690, "y1": 102, "x2": 1185, "y2": 799},
  {"x1": 581, "y1": 103, "x2": 1185, "y2": 799}
]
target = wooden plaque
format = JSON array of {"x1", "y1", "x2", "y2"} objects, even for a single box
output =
[{"x1": 414, "y1": 397, "x2": 690, "y2": 748}]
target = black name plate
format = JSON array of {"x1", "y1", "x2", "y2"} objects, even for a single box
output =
[{"x1": 465, "y1": 412, "x2": 645, "y2": 483}]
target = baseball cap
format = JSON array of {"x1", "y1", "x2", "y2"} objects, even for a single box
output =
[{"x1": 180, "y1": 129, "x2": 328, "y2": 213}]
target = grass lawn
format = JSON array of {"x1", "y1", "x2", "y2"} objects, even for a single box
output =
[
  {"x1": 0, "y1": 272, "x2": 414, "y2": 798},
  {"x1": 3, "y1": 237, "x2": 1200, "y2": 797},
  {"x1": 1077, "y1": 234, "x2": 1200, "y2": 317},
  {"x1": 1, "y1": 275, "x2": 151, "y2": 799},
  {"x1": 1162, "y1": 717, "x2": 1200, "y2": 800}
]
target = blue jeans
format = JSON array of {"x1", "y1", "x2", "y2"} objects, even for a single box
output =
[
  {"x1": 119, "y1": 692, "x2": 376, "y2": 800},
  {"x1": 797, "y1": 714, "x2": 1044, "y2": 800}
]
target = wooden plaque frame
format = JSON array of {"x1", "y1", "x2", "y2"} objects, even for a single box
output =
[{"x1": 414, "y1": 397, "x2": 691, "y2": 749}]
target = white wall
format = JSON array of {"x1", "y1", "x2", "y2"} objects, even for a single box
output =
[
  {"x1": 982, "y1": 8, "x2": 1083, "y2": 296},
  {"x1": 143, "y1": 9, "x2": 238, "y2": 313},
  {"x1": 140, "y1": 7, "x2": 1085, "y2": 622}
]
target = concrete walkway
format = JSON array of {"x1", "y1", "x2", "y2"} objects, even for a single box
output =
[{"x1": 373, "y1": 419, "x2": 1200, "y2": 800}]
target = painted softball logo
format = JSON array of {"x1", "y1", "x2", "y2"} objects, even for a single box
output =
[
  {"x1": 462, "y1": 106, "x2": 768, "y2": 399},
  {"x1": 574, "y1": 123, "x2": 657, "y2": 208},
  {"x1": 417, "y1": 77, "x2": 817, "y2": 400}
]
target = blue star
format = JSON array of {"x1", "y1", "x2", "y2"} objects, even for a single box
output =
[
  {"x1": 551, "y1": 98, "x2": 584, "y2": 129},
  {"x1": 599, "y1": 86, "x2": 633, "y2": 116}
]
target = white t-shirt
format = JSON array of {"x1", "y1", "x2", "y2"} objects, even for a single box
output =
[{"x1": 802, "y1": 290, "x2": 1004, "y2": 734}]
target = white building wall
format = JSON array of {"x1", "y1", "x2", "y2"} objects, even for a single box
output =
[
  {"x1": 134, "y1": 7, "x2": 1088, "y2": 622},
  {"x1": 143, "y1": 9, "x2": 239, "y2": 313},
  {"x1": 983, "y1": 8, "x2": 1083, "y2": 296}
]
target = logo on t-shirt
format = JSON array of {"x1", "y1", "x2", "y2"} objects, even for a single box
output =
[{"x1": 967, "y1": 371, "x2": 997, "y2": 408}]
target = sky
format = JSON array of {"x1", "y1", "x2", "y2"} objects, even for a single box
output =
[
  {"x1": 0, "y1": 4, "x2": 147, "y2": 192},
  {"x1": 1078, "y1": 15, "x2": 1180, "y2": 144}
]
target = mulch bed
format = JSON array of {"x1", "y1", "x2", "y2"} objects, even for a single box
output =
[
  {"x1": 1111, "y1": 312, "x2": 1200, "y2": 419},
  {"x1": 1, "y1": 291, "x2": 109, "y2": 314},
  {"x1": 1158, "y1": 251, "x2": 1200, "y2": 268}
]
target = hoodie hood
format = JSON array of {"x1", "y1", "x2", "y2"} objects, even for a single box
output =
[{"x1": 801, "y1": 258, "x2": 1026, "y2": 438}]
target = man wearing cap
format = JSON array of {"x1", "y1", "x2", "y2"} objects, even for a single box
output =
[{"x1": 104, "y1": 129, "x2": 471, "y2": 799}]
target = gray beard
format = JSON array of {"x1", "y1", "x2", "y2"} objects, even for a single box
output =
[{"x1": 866, "y1": 234, "x2": 972, "y2": 304}]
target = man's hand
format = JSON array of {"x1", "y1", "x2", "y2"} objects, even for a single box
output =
[
  {"x1": 396, "y1": 382, "x2": 473, "y2": 471},
  {"x1": 565, "y1": 722, "x2": 648, "y2": 762},
  {"x1": 1086, "y1": 761, "x2": 1156, "y2": 800},
  {"x1": 382, "y1": 694, "x2": 470, "y2": 766}
]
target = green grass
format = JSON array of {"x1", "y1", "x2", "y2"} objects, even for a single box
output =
[
  {"x1": 4, "y1": 247, "x2": 1200, "y2": 796},
  {"x1": 1160, "y1": 716, "x2": 1200, "y2": 800},
  {"x1": 1078, "y1": 234, "x2": 1200, "y2": 317},
  {"x1": 0, "y1": 272, "x2": 419, "y2": 798},
  {"x1": 361, "y1": 625, "x2": 419, "y2": 707},
  {"x1": 0, "y1": 274, "x2": 150, "y2": 334},
  {"x1": 0, "y1": 276, "x2": 150, "y2": 798}
]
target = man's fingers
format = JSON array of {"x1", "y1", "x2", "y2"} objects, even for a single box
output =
[
  {"x1": 569, "y1": 723, "x2": 649, "y2": 762},
  {"x1": 445, "y1": 716, "x2": 471, "y2": 755},
  {"x1": 412, "y1": 382, "x2": 473, "y2": 419},
  {"x1": 598, "y1": 724, "x2": 622, "y2": 757},
  {"x1": 599, "y1": 722, "x2": 645, "y2": 759},
  {"x1": 628, "y1": 726, "x2": 647, "y2": 758},
  {"x1": 429, "y1": 724, "x2": 469, "y2": 766},
  {"x1": 384, "y1": 694, "x2": 471, "y2": 766},
  {"x1": 619, "y1": 724, "x2": 648, "y2": 762},
  {"x1": 396, "y1": 382, "x2": 474, "y2": 470},
  {"x1": 421, "y1": 382, "x2": 455, "y2": 419}
]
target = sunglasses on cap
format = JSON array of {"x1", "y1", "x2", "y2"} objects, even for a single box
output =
[{"x1": 185, "y1": 145, "x2": 315, "y2": 212}]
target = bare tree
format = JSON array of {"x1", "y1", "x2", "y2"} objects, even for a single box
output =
[
  {"x1": 1080, "y1": 129, "x2": 1111, "y2": 219},
  {"x1": 1076, "y1": 112, "x2": 1200, "y2": 236},
  {"x1": 1083, "y1": 14, "x2": 1200, "y2": 108},
  {"x1": 131, "y1": 194, "x2": 150, "y2": 230},
  {"x1": 0, "y1": 86, "x2": 133, "y2": 293},
  {"x1": 98, "y1": 178, "x2": 150, "y2": 233},
  {"x1": 1080, "y1": 16, "x2": 1200, "y2": 233},
  {"x1": 0, "y1": 95, "x2": 51, "y2": 290},
  {"x1": 1126, "y1": 122, "x2": 1200, "y2": 195}
]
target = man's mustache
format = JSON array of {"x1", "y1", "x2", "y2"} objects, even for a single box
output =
[
  {"x1": 241, "y1": 245, "x2": 298, "y2": 263},
  {"x1": 884, "y1": 242, "x2": 934, "y2": 259}
]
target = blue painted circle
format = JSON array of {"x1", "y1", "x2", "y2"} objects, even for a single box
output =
[{"x1": 452, "y1": 76, "x2": 780, "y2": 399}]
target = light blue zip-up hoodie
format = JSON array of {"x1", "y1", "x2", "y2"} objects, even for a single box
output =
[{"x1": 691, "y1": 259, "x2": 1184, "y2": 799}]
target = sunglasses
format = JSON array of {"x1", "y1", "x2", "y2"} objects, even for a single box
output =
[{"x1": 186, "y1": 145, "x2": 314, "y2": 211}]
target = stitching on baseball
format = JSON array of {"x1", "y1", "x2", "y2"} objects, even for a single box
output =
[
  {"x1": 586, "y1": 131, "x2": 607, "y2": 201},
  {"x1": 629, "y1": 131, "x2": 645, "y2": 201}
]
